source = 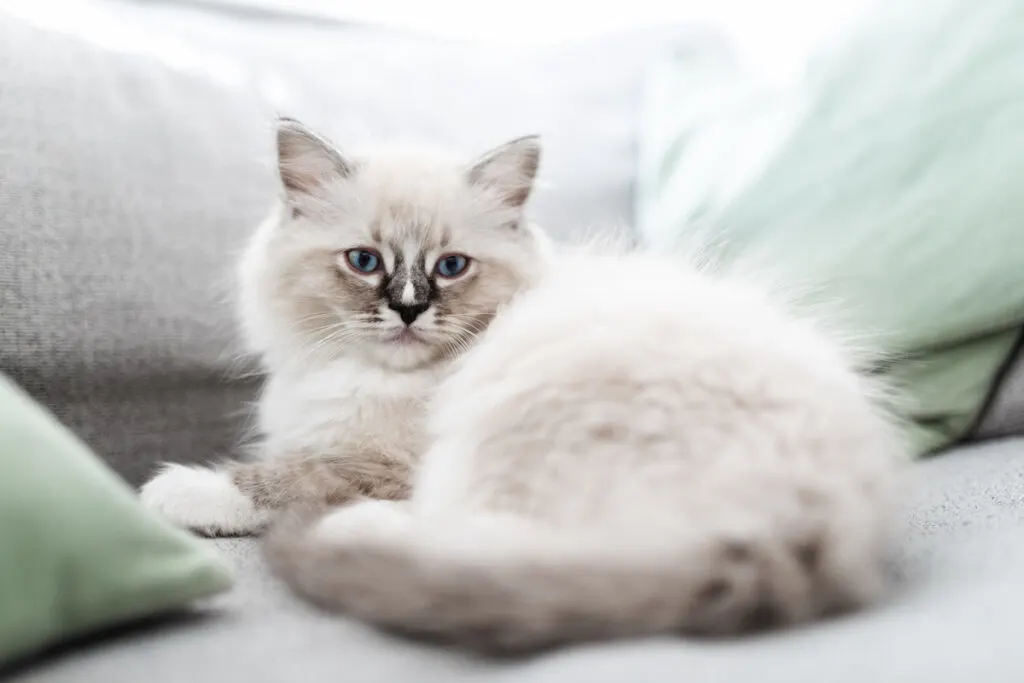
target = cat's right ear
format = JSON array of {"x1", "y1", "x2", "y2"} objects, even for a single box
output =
[
  {"x1": 467, "y1": 135, "x2": 542, "y2": 210},
  {"x1": 275, "y1": 117, "x2": 354, "y2": 204}
]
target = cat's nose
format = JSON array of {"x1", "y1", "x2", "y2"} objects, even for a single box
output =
[{"x1": 388, "y1": 301, "x2": 429, "y2": 326}]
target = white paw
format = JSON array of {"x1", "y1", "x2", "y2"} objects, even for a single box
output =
[{"x1": 139, "y1": 464, "x2": 272, "y2": 537}]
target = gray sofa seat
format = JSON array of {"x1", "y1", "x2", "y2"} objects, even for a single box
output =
[{"x1": 10, "y1": 438, "x2": 1024, "y2": 683}]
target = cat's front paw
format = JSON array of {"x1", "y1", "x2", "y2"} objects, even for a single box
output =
[{"x1": 139, "y1": 464, "x2": 271, "y2": 537}]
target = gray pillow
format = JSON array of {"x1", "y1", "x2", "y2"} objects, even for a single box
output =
[
  {"x1": 974, "y1": 341, "x2": 1024, "y2": 439},
  {"x1": 0, "y1": 5, "x2": 689, "y2": 483},
  {"x1": 0, "y1": 9, "x2": 274, "y2": 486}
]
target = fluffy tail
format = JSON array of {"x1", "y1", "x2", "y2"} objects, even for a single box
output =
[{"x1": 264, "y1": 501, "x2": 885, "y2": 654}]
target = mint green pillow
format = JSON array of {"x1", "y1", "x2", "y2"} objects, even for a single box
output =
[
  {"x1": 0, "y1": 374, "x2": 232, "y2": 665},
  {"x1": 636, "y1": 0, "x2": 1024, "y2": 456}
]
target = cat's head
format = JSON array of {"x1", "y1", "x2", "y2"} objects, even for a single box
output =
[{"x1": 239, "y1": 117, "x2": 551, "y2": 371}]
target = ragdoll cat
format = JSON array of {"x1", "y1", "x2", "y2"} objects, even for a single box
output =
[
  {"x1": 139, "y1": 118, "x2": 550, "y2": 536},
  {"x1": 265, "y1": 245, "x2": 904, "y2": 653}
]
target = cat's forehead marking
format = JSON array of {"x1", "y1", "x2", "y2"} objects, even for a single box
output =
[{"x1": 372, "y1": 197, "x2": 451, "y2": 247}]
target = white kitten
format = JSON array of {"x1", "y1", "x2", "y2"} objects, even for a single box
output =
[
  {"x1": 140, "y1": 118, "x2": 550, "y2": 536},
  {"x1": 266, "y1": 245, "x2": 904, "y2": 652}
]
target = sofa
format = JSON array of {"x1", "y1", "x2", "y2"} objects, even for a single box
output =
[{"x1": 3, "y1": 2, "x2": 1024, "y2": 681}]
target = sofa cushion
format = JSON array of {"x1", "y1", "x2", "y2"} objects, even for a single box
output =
[
  {"x1": 635, "y1": 0, "x2": 1024, "y2": 456},
  {"x1": 974, "y1": 338, "x2": 1024, "y2": 439},
  {"x1": 0, "y1": 7, "x2": 274, "y2": 485},
  {"x1": 8, "y1": 437, "x2": 1024, "y2": 682},
  {"x1": 0, "y1": 374, "x2": 231, "y2": 668},
  {"x1": 0, "y1": 4, "x2": 690, "y2": 484}
]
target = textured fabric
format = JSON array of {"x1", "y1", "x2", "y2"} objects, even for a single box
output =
[
  {"x1": 8, "y1": 438, "x2": 1024, "y2": 682},
  {"x1": 0, "y1": 9, "x2": 274, "y2": 485},
  {"x1": 974, "y1": 338, "x2": 1024, "y2": 438},
  {"x1": 0, "y1": 4, "x2": 688, "y2": 484},
  {"x1": 0, "y1": 374, "x2": 232, "y2": 667},
  {"x1": 635, "y1": 0, "x2": 1024, "y2": 456}
]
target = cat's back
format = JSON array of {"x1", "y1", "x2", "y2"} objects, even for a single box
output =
[
  {"x1": 434, "y1": 249, "x2": 894, "y2": 479},
  {"x1": 386, "y1": 251, "x2": 902, "y2": 648},
  {"x1": 446, "y1": 250, "x2": 862, "y2": 400}
]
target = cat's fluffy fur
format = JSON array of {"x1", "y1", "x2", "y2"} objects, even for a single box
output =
[
  {"x1": 265, "y1": 246, "x2": 904, "y2": 653},
  {"x1": 139, "y1": 118, "x2": 550, "y2": 535}
]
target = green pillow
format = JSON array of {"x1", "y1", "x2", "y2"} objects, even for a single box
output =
[
  {"x1": 0, "y1": 374, "x2": 232, "y2": 666},
  {"x1": 636, "y1": 0, "x2": 1024, "y2": 456}
]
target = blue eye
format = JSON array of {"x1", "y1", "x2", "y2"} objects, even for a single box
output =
[
  {"x1": 346, "y1": 249, "x2": 381, "y2": 273},
  {"x1": 435, "y1": 254, "x2": 470, "y2": 278}
]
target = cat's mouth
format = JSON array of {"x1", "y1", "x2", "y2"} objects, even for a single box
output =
[{"x1": 383, "y1": 329, "x2": 427, "y2": 346}]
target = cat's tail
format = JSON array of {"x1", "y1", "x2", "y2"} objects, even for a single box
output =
[{"x1": 265, "y1": 500, "x2": 886, "y2": 654}]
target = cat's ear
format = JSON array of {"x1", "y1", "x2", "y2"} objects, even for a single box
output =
[
  {"x1": 467, "y1": 135, "x2": 541, "y2": 209},
  {"x1": 275, "y1": 117, "x2": 354, "y2": 201}
]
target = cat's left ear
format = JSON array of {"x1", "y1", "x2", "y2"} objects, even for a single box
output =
[
  {"x1": 467, "y1": 135, "x2": 541, "y2": 209},
  {"x1": 275, "y1": 117, "x2": 354, "y2": 202}
]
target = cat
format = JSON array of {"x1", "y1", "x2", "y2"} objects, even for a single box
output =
[
  {"x1": 139, "y1": 117, "x2": 551, "y2": 536},
  {"x1": 264, "y1": 243, "x2": 905, "y2": 653}
]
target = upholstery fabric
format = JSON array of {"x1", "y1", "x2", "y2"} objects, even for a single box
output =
[
  {"x1": 974, "y1": 339, "x2": 1024, "y2": 438},
  {"x1": 9, "y1": 439, "x2": 1024, "y2": 683},
  {"x1": 0, "y1": 4, "x2": 681, "y2": 483}
]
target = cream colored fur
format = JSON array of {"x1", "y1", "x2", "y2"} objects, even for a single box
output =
[
  {"x1": 140, "y1": 118, "x2": 550, "y2": 535},
  {"x1": 266, "y1": 246, "x2": 905, "y2": 653}
]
